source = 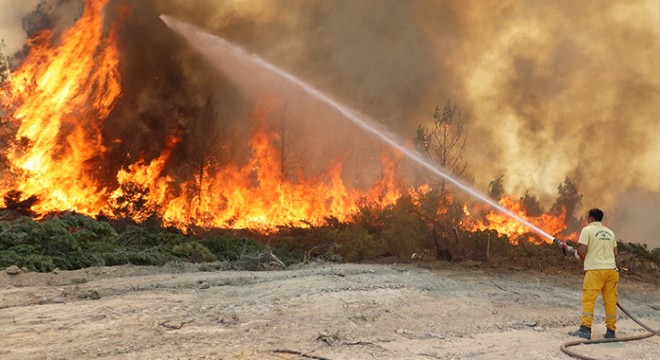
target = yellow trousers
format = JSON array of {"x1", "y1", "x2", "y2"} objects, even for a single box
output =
[{"x1": 581, "y1": 269, "x2": 619, "y2": 330}]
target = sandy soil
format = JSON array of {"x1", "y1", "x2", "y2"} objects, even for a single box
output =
[{"x1": 1, "y1": 261, "x2": 658, "y2": 360}]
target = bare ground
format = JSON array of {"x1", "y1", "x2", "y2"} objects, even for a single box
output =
[{"x1": 1, "y1": 262, "x2": 659, "y2": 360}]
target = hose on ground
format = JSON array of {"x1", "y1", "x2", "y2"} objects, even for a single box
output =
[{"x1": 560, "y1": 301, "x2": 660, "y2": 360}]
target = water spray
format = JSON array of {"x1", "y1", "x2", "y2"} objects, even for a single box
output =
[{"x1": 159, "y1": 14, "x2": 557, "y2": 243}]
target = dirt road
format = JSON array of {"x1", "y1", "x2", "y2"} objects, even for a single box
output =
[{"x1": 1, "y1": 262, "x2": 658, "y2": 360}]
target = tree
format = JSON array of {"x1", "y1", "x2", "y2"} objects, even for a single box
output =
[
  {"x1": 521, "y1": 191, "x2": 544, "y2": 217},
  {"x1": 488, "y1": 175, "x2": 505, "y2": 201},
  {"x1": 551, "y1": 177, "x2": 583, "y2": 232},
  {"x1": 0, "y1": 40, "x2": 9, "y2": 85},
  {"x1": 412, "y1": 100, "x2": 471, "y2": 260},
  {"x1": 186, "y1": 97, "x2": 227, "y2": 221},
  {"x1": 275, "y1": 98, "x2": 305, "y2": 181},
  {"x1": 413, "y1": 100, "x2": 469, "y2": 194}
]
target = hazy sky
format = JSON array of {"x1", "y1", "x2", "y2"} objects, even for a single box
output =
[{"x1": 0, "y1": 0, "x2": 40, "y2": 54}]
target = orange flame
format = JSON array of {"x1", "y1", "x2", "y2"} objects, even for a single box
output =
[
  {"x1": 464, "y1": 196, "x2": 568, "y2": 245},
  {"x1": 113, "y1": 102, "x2": 402, "y2": 231},
  {"x1": 0, "y1": 0, "x2": 574, "y2": 241},
  {"x1": 1, "y1": 0, "x2": 120, "y2": 214}
]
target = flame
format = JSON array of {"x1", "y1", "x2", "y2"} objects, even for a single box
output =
[
  {"x1": 1, "y1": 0, "x2": 121, "y2": 214},
  {"x1": 113, "y1": 102, "x2": 402, "y2": 231},
  {"x1": 0, "y1": 0, "x2": 574, "y2": 242},
  {"x1": 464, "y1": 195, "x2": 569, "y2": 245}
]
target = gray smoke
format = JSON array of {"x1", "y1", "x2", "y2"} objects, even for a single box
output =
[{"x1": 3, "y1": 0, "x2": 659, "y2": 246}]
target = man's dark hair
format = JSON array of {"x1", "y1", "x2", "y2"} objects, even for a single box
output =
[{"x1": 588, "y1": 208, "x2": 604, "y2": 221}]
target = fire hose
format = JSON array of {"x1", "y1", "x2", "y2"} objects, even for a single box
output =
[{"x1": 551, "y1": 238, "x2": 660, "y2": 360}]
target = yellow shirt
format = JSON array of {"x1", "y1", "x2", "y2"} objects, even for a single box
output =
[{"x1": 578, "y1": 221, "x2": 617, "y2": 271}]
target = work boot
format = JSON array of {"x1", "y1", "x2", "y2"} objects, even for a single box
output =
[
  {"x1": 568, "y1": 325, "x2": 591, "y2": 339},
  {"x1": 604, "y1": 329, "x2": 616, "y2": 339}
]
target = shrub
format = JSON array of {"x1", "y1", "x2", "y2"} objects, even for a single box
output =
[
  {"x1": 331, "y1": 224, "x2": 385, "y2": 262},
  {"x1": 170, "y1": 242, "x2": 217, "y2": 263},
  {"x1": 202, "y1": 234, "x2": 264, "y2": 261},
  {"x1": 271, "y1": 237, "x2": 307, "y2": 265},
  {"x1": 380, "y1": 211, "x2": 428, "y2": 260}
]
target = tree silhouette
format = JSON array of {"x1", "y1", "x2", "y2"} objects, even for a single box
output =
[
  {"x1": 413, "y1": 100, "x2": 469, "y2": 194},
  {"x1": 551, "y1": 177, "x2": 583, "y2": 232},
  {"x1": 412, "y1": 100, "x2": 471, "y2": 259},
  {"x1": 488, "y1": 175, "x2": 505, "y2": 201}
]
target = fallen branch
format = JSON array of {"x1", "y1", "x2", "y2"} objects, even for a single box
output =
[
  {"x1": 489, "y1": 279, "x2": 520, "y2": 295},
  {"x1": 272, "y1": 349, "x2": 331, "y2": 360},
  {"x1": 159, "y1": 320, "x2": 192, "y2": 330},
  {"x1": 268, "y1": 250, "x2": 287, "y2": 269},
  {"x1": 342, "y1": 341, "x2": 381, "y2": 348}
]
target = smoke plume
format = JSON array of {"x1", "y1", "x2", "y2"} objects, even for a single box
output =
[{"x1": 2, "y1": 0, "x2": 659, "y2": 245}]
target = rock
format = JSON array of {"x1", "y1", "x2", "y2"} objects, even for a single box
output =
[
  {"x1": 533, "y1": 326, "x2": 544, "y2": 332},
  {"x1": 52, "y1": 268, "x2": 60, "y2": 274},
  {"x1": 5, "y1": 265, "x2": 21, "y2": 275},
  {"x1": 329, "y1": 254, "x2": 343, "y2": 263},
  {"x1": 396, "y1": 328, "x2": 405, "y2": 335},
  {"x1": 21, "y1": 267, "x2": 29, "y2": 273},
  {"x1": 197, "y1": 281, "x2": 210, "y2": 290}
]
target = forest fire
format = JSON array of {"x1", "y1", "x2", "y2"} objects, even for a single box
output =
[
  {"x1": 0, "y1": 0, "x2": 404, "y2": 233},
  {"x1": 463, "y1": 196, "x2": 569, "y2": 245},
  {"x1": 0, "y1": 0, "x2": 572, "y2": 243},
  {"x1": 1, "y1": 0, "x2": 120, "y2": 215}
]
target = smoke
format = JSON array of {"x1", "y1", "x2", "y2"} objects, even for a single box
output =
[
  {"x1": 611, "y1": 190, "x2": 660, "y2": 249},
  {"x1": 5, "y1": 0, "x2": 659, "y2": 245},
  {"x1": 131, "y1": 0, "x2": 658, "y2": 244},
  {"x1": 0, "y1": 0, "x2": 41, "y2": 54}
]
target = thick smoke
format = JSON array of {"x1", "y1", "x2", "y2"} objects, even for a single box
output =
[
  {"x1": 0, "y1": 1, "x2": 40, "y2": 55},
  {"x1": 3, "y1": 0, "x2": 659, "y2": 245}
]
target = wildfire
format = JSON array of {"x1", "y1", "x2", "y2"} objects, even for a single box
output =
[
  {"x1": 464, "y1": 196, "x2": 569, "y2": 245},
  {"x1": 0, "y1": 0, "x2": 402, "y2": 231},
  {"x1": 1, "y1": 0, "x2": 120, "y2": 214},
  {"x1": 114, "y1": 102, "x2": 402, "y2": 231},
  {"x1": 0, "y1": 0, "x2": 572, "y2": 241}
]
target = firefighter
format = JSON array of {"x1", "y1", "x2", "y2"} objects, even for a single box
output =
[{"x1": 568, "y1": 208, "x2": 619, "y2": 340}]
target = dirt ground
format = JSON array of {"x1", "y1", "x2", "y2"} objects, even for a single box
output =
[{"x1": 1, "y1": 261, "x2": 658, "y2": 360}]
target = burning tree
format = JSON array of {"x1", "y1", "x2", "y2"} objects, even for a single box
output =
[
  {"x1": 414, "y1": 100, "x2": 470, "y2": 193},
  {"x1": 550, "y1": 176, "x2": 583, "y2": 233},
  {"x1": 411, "y1": 101, "x2": 472, "y2": 259},
  {"x1": 0, "y1": 40, "x2": 10, "y2": 85}
]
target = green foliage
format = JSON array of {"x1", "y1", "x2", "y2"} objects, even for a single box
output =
[
  {"x1": 0, "y1": 214, "x2": 197, "y2": 271},
  {"x1": 349, "y1": 198, "x2": 389, "y2": 235},
  {"x1": 202, "y1": 233, "x2": 264, "y2": 261},
  {"x1": 460, "y1": 229, "x2": 509, "y2": 258},
  {"x1": 113, "y1": 225, "x2": 165, "y2": 247},
  {"x1": 330, "y1": 224, "x2": 385, "y2": 262},
  {"x1": 271, "y1": 237, "x2": 307, "y2": 265},
  {"x1": 618, "y1": 241, "x2": 660, "y2": 263},
  {"x1": 170, "y1": 242, "x2": 216, "y2": 263},
  {"x1": 380, "y1": 196, "x2": 429, "y2": 260}
]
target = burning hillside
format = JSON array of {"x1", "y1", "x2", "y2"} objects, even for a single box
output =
[{"x1": 0, "y1": 0, "x2": 579, "y2": 245}]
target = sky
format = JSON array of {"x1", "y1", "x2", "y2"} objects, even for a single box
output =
[{"x1": 1, "y1": 0, "x2": 659, "y2": 247}]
